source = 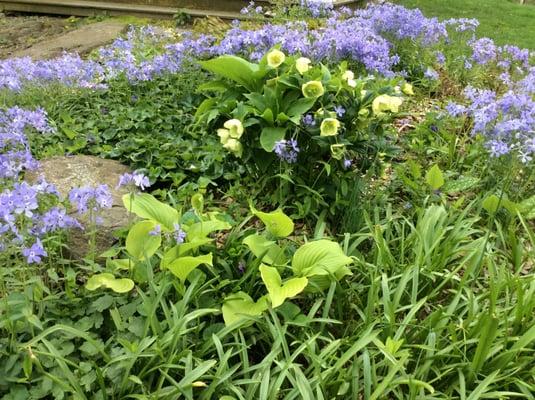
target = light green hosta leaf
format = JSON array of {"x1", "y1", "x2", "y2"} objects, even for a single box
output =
[
  {"x1": 123, "y1": 193, "x2": 179, "y2": 231},
  {"x1": 425, "y1": 164, "x2": 444, "y2": 190},
  {"x1": 106, "y1": 258, "x2": 131, "y2": 271},
  {"x1": 482, "y1": 195, "x2": 501, "y2": 214},
  {"x1": 222, "y1": 291, "x2": 269, "y2": 327},
  {"x1": 186, "y1": 219, "x2": 231, "y2": 240},
  {"x1": 86, "y1": 273, "x2": 134, "y2": 293},
  {"x1": 200, "y1": 55, "x2": 260, "y2": 91},
  {"x1": 292, "y1": 240, "x2": 353, "y2": 277},
  {"x1": 260, "y1": 265, "x2": 308, "y2": 308},
  {"x1": 161, "y1": 238, "x2": 213, "y2": 269},
  {"x1": 166, "y1": 253, "x2": 213, "y2": 282},
  {"x1": 482, "y1": 194, "x2": 518, "y2": 215},
  {"x1": 260, "y1": 127, "x2": 286, "y2": 152},
  {"x1": 242, "y1": 234, "x2": 287, "y2": 265},
  {"x1": 126, "y1": 220, "x2": 162, "y2": 261},
  {"x1": 191, "y1": 193, "x2": 204, "y2": 215},
  {"x1": 251, "y1": 206, "x2": 294, "y2": 238}
]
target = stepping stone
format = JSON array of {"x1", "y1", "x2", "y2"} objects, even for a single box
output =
[
  {"x1": 26, "y1": 155, "x2": 133, "y2": 260},
  {"x1": 11, "y1": 20, "x2": 127, "y2": 59}
]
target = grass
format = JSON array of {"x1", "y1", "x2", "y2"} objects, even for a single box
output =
[{"x1": 396, "y1": 0, "x2": 535, "y2": 50}]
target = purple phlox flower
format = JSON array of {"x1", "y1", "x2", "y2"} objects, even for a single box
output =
[
  {"x1": 334, "y1": 105, "x2": 346, "y2": 118},
  {"x1": 424, "y1": 67, "x2": 439, "y2": 80},
  {"x1": 117, "y1": 172, "x2": 150, "y2": 190},
  {"x1": 68, "y1": 185, "x2": 113, "y2": 215},
  {"x1": 435, "y1": 51, "x2": 446, "y2": 65},
  {"x1": 22, "y1": 239, "x2": 47, "y2": 264},
  {"x1": 172, "y1": 223, "x2": 186, "y2": 244},
  {"x1": 343, "y1": 159, "x2": 353, "y2": 169},
  {"x1": 237, "y1": 260, "x2": 246, "y2": 274},
  {"x1": 149, "y1": 224, "x2": 161, "y2": 236},
  {"x1": 274, "y1": 139, "x2": 300, "y2": 163},
  {"x1": 302, "y1": 113, "x2": 316, "y2": 127}
]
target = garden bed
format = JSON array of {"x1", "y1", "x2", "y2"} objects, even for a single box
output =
[{"x1": 1, "y1": 1, "x2": 534, "y2": 399}]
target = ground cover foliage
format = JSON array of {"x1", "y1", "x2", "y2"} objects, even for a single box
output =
[{"x1": 1, "y1": 1, "x2": 535, "y2": 399}]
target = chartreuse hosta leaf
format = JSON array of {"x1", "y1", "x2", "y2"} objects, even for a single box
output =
[
  {"x1": 123, "y1": 193, "x2": 179, "y2": 231},
  {"x1": 251, "y1": 206, "x2": 294, "y2": 238},
  {"x1": 161, "y1": 238, "x2": 213, "y2": 269},
  {"x1": 222, "y1": 291, "x2": 269, "y2": 327},
  {"x1": 242, "y1": 234, "x2": 288, "y2": 265},
  {"x1": 259, "y1": 265, "x2": 308, "y2": 308},
  {"x1": 126, "y1": 220, "x2": 161, "y2": 261},
  {"x1": 292, "y1": 240, "x2": 353, "y2": 290},
  {"x1": 86, "y1": 273, "x2": 134, "y2": 293},
  {"x1": 186, "y1": 219, "x2": 231, "y2": 240},
  {"x1": 165, "y1": 253, "x2": 213, "y2": 282}
]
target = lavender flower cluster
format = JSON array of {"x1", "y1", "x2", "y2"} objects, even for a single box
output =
[
  {"x1": 0, "y1": 3, "x2": 470, "y2": 91},
  {"x1": 274, "y1": 139, "x2": 300, "y2": 163},
  {"x1": 447, "y1": 83, "x2": 535, "y2": 162},
  {"x1": 444, "y1": 34, "x2": 535, "y2": 162},
  {"x1": 0, "y1": 107, "x2": 51, "y2": 179},
  {"x1": 0, "y1": 107, "x2": 120, "y2": 263}
]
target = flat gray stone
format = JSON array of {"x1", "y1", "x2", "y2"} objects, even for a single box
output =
[
  {"x1": 26, "y1": 155, "x2": 132, "y2": 260},
  {"x1": 11, "y1": 20, "x2": 127, "y2": 59}
]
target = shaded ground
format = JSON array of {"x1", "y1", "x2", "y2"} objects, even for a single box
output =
[{"x1": 0, "y1": 13, "x2": 81, "y2": 59}]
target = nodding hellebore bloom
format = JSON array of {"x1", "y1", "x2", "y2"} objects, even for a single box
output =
[
  {"x1": 267, "y1": 49, "x2": 286, "y2": 68},
  {"x1": 372, "y1": 94, "x2": 403, "y2": 115},
  {"x1": 320, "y1": 118, "x2": 341, "y2": 136},
  {"x1": 218, "y1": 119, "x2": 244, "y2": 157},
  {"x1": 295, "y1": 57, "x2": 311, "y2": 74},
  {"x1": 302, "y1": 80, "x2": 325, "y2": 99},
  {"x1": 342, "y1": 70, "x2": 357, "y2": 88},
  {"x1": 401, "y1": 82, "x2": 414, "y2": 95}
]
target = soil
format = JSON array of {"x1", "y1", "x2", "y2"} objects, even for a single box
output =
[
  {"x1": 0, "y1": 12, "x2": 128, "y2": 60},
  {"x1": 0, "y1": 12, "x2": 79, "y2": 59}
]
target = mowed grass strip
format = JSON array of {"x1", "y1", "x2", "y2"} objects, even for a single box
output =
[{"x1": 397, "y1": 0, "x2": 535, "y2": 49}]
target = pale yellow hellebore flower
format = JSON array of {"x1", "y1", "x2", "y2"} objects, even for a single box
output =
[
  {"x1": 372, "y1": 94, "x2": 403, "y2": 115},
  {"x1": 401, "y1": 83, "x2": 414, "y2": 95},
  {"x1": 302, "y1": 81, "x2": 325, "y2": 98},
  {"x1": 342, "y1": 70, "x2": 357, "y2": 88},
  {"x1": 223, "y1": 138, "x2": 243, "y2": 158},
  {"x1": 267, "y1": 49, "x2": 286, "y2": 68},
  {"x1": 295, "y1": 57, "x2": 311, "y2": 74},
  {"x1": 320, "y1": 118, "x2": 341, "y2": 136}
]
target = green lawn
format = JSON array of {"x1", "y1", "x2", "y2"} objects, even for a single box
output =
[{"x1": 396, "y1": 0, "x2": 535, "y2": 49}]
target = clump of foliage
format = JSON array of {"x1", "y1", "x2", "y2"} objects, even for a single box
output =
[
  {"x1": 1, "y1": 1, "x2": 535, "y2": 398},
  {"x1": 197, "y1": 49, "x2": 408, "y2": 219}
]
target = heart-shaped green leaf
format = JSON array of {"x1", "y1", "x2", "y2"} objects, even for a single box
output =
[
  {"x1": 161, "y1": 238, "x2": 213, "y2": 269},
  {"x1": 186, "y1": 219, "x2": 231, "y2": 240},
  {"x1": 166, "y1": 253, "x2": 213, "y2": 282},
  {"x1": 86, "y1": 273, "x2": 134, "y2": 293},
  {"x1": 260, "y1": 265, "x2": 308, "y2": 308},
  {"x1": 251, "y1": 206, "x2": 294, "y2": 238},
  {"x1": 123, "y1": 193, "x2": 179, "y2": 231},
  {"x1": 126, "y1": 220, "x2": 162, "y2": 261},
  {"x1": 242, "y1": 234, "x2": 287, "y2": 265},
  {"x1": 292, "y1": 240, "x2": 353, "y2": 278},
  {"x1": 222, "y1": 292, "x2": 269, "y2": 327}
]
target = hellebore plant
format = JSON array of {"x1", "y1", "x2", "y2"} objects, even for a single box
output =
[{"x1": 196, "y1": 49, "x2": 406, "y2": 214}]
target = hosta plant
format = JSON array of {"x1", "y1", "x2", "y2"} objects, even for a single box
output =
[{"x1": 222, "y1": 206, "x2": 354, "y2": 327}]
